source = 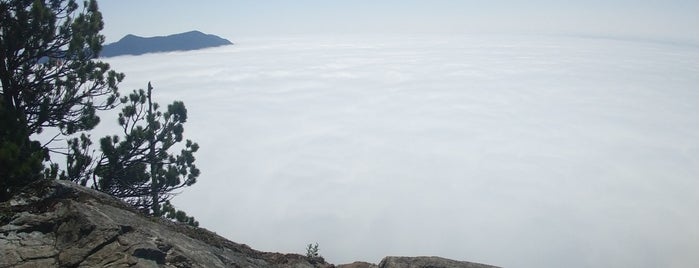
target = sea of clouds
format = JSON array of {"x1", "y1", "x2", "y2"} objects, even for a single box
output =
[{"x1": 102, "y1": 34, "x2": 699, "y2": 268}]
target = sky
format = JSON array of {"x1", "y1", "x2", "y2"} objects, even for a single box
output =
[
  {"x1": 98, "y1": 0, "x2": 699, "y2": 44},
  {"x1": 99, "y1": 35, "x2": 699, "y2": 267}
]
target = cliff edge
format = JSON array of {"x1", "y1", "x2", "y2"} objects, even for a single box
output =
[
  {"x1": 0, "y1": 180, "x2": 331, "y2": 267},
  {"x1": 0, "y1": 180, "x2": 500, "y2": 268}
]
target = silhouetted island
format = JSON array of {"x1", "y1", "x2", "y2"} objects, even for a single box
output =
[{"x1": 100, "y1": 30, "x2": 233, "y2": 57}]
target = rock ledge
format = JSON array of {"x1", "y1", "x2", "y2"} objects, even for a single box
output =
[
  {"x1": 1, "y1": 180, "x2": 500, "y2": 267},
  {"x1": 0, "y1": 180, "x2": 331, "y2": 267},
  {"x1": 378, "y1": 256, "x2": 500, "y2": 268}
]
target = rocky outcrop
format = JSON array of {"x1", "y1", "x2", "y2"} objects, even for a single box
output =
[
  {"x1": 337, "y1": 256, "x2": 500, "y2": 268},
  {"x1": 378, "y1": 256, "x2": 499, "y2": 268},
  {"x1": 0, "y1": 180, "x2": 331, "y2": 267},
  {"x1": 1, "y1": 180, "x2": 500, "y2": 268},
  {"x1": 337, "y1": 261, "x2": 379, "y2": 268}
]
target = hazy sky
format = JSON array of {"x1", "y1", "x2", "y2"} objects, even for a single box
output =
[{"x1": 98, "y1": 0, "x2": 699, "y2": 43}]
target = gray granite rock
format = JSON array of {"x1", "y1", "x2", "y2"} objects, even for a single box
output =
[
  {"x1": 0, "y1": 180, "x2": 332, "y2": 268},
  {"x1": 337, "y1": 261, "x2": 379, "y2": 268},
  {"x1": 1, "y1": 180, "x2": 501, "y2": 268},
  {"x1": 378, "y1": 256, "x2": 500, "y2": 268}
]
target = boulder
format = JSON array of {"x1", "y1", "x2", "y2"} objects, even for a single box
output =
[
  {"x1": 378, "y1": 256, "x2": 499, "y2": 268},
  {"x1": 337, "y1": 261, "x2": 379, "y2": 268}
]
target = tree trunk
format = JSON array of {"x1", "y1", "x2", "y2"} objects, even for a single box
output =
[{"x1": 147, "y1": 82, "x2": 159, "y2": 216}]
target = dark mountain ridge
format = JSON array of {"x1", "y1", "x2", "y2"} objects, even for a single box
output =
[{"x1": 100, "y1": 30, "x2": 233, "y2": 57}]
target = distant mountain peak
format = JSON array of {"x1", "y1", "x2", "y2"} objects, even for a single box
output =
[
  {"x1": 183, "y1": 30, "x2": 204, "y2": 35},
  {"x1": 101, "y1": 31, "x2": 233, "y2": 57},
  {"x1": 117, "y1": 34, "x2": 142, "y2": 42}
]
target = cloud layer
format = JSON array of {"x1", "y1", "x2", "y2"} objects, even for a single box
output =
[{"x1": 104, "y1": 34, "x2": 699, "y2": 268}]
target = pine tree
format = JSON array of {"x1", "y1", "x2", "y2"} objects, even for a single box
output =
[
  {"x1": 306, "y1": 243, "x2": 321, "y2": 258},
  {"x1": 0, "y1": 98, "x2": 45, "y2": 200},
  {"x1": 93, "y1": 82, "x2": 199, "y2": 224},
  {"x1": 0, "y1": 0, "x2": 123, "y2": 198}
]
